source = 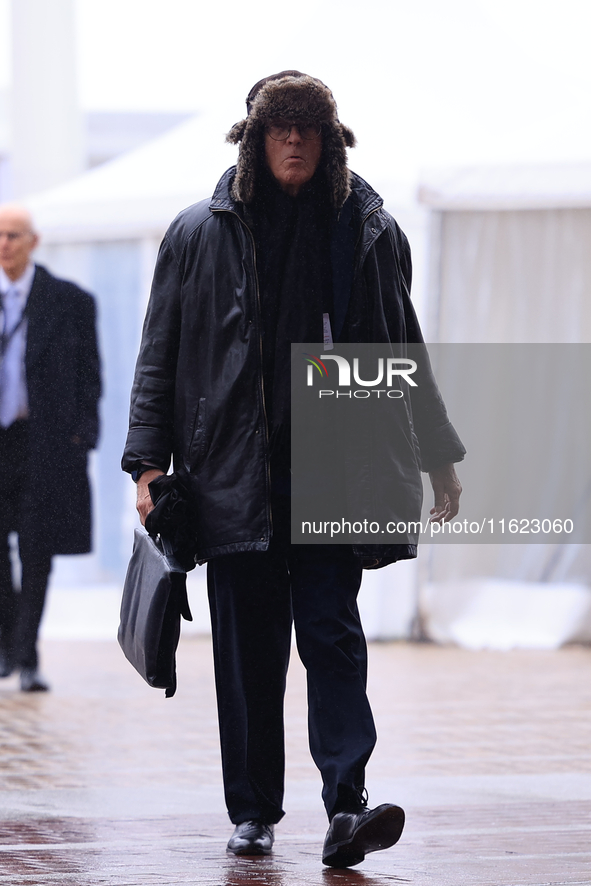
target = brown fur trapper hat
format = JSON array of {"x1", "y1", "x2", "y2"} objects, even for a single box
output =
[{"x1": 226, "y1": 71, "x2": 356, "y2": 209}]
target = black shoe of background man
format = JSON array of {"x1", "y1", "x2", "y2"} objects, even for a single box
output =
[
  {"x1": 322, "y1": 803, "x2": 405, "y2": 868},
  {"x1": 226, "y1": 821, "x2": 274, "y2": 855},
  {"x1": 19, "y1": 668, "x2": 50, "y2": 692}
]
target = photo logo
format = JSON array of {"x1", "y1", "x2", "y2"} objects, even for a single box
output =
[
  {"x1": 304, "y1": 354, "x2": 329, "y2": 381},
  {"x1": 304, "y1": 353, "x2": 417, "y2": 386},
  {"x1": 303, "y1": 352, "x2": 418, "y2": 398}
]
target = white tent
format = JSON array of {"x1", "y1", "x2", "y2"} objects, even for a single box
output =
[
  {"x1": 418, "y1": 162, "x2": 591, "y2": 343},
  {"x1": 415, "y1": 163, "x2": 591, "y2": 647},
  {"x1": 25, "y1": 113, "x2": 238, "y2": 239}
]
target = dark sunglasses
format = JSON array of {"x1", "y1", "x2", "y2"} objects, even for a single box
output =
[{"x1": 265, "y1": 120, "x2": 322, "y2": 141}]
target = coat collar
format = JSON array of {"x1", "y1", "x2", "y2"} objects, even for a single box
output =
[
  {"x1": 209, "y1": 167, "x2": 240, "y2": 213},
  {"x1": 209, "y1": 166, "x2": 383, "y2": 224},
  {"x1": 0, "y1": 262, "x2": 36, "y2": 301},
  {"x1": 208, "y1": 167, "x2": 386, "y2": 345}
]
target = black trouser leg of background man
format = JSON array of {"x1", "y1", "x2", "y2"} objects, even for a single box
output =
[
  {"x1": 207, "y1": 520, "x2": 377, "y2": 824},
  {"x1": 11, "y1": 540, "x2": 52, "y2": 671},
  {"x1": 0, "y1": 421, "x2": 52, "y2": 677},
  {"x1": 0, "y1": 529, "x2": 16, "y2": 676}
]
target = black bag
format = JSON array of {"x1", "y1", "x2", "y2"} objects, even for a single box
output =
[{"x1": 118, "y1": 528, "x2": 193, "y2": 698}]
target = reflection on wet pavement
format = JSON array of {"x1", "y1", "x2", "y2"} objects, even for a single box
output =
[{"x1": 1, "y1": 638, "x2": 591, "y2": 883}]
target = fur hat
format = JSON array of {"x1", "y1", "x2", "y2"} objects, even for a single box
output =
[{"x1": 226, "y1": 71, "x2": 356, "y2": 209}]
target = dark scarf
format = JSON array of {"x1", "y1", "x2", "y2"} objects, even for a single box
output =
[{"x1": 248, "y1": 169, "x2": 334, "y2": 484}]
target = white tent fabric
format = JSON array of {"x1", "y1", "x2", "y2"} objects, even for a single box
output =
[
  {"x1": 417, "y1": 163, "x2": 591, "y2": 648},
  {"x1": 24, "y1": 114, "x2": 239, "y2": 240},
  {"x1": 420, "y1": 163, "x2": 591, "y2": 343},
  {"x1": 428, "y1": 207, "x2": 591, "y2": 343},
  {"x1": 419, "y1": 162, "x2": 591, "y2": 211}
]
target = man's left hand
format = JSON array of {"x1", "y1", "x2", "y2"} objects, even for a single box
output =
[{"x1": 428, "y1": 463, "x2": 462, "y2": 523}]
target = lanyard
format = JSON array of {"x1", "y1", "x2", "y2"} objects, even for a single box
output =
[{"x1": 0, "y1": 302, "x2": 27, "y2": 359}]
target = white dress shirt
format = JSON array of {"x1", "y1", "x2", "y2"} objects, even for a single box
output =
[{"x1": 0, "y1": 262, "x2": 36, "y2": 428}]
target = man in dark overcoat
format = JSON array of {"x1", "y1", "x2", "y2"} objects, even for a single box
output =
[
  {"x1": 123, "y1": 73, "x2": 464, "y2": 867},
  {"x1": 0, "y1": 204, "x2": 101, "y2": 691}
]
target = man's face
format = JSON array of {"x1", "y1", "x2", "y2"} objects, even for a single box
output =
[
  {"x1": 264, "y1": 120, "x2": 322, "y2": 197},
  {"x1": 0, "y1": 207, "x2": 39, "y2": 281}
]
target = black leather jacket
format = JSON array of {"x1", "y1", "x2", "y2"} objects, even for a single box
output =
[{"x1": 123, "y1": 167, "x2": 465, "y2": 566}]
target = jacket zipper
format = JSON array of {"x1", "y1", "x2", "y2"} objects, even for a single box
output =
[
  {"x1": 210, "y1": 199, "x2": 381, "y2": 544},
  {"x1": 211, "y1": 208, "x2": 273, "y2": 541}
]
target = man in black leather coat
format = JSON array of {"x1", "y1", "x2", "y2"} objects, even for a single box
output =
[{"x1": 123, "y1": 72, "x2": 464, "y2": 867}]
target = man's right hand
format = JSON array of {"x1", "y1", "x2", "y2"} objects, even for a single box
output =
[{"x1": 135, "y1": 469, "x2": 165, "y2": 526}]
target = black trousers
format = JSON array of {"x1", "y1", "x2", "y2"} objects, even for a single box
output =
[
  {"x1": 0, "y1": 421, "x2": 52, "y2": 671},
  {"x1": 207, "y1": 497, "x2": 377, "y2": 824}
]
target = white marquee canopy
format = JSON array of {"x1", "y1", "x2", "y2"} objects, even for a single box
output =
[{"x1": 24, "y1": 113, "x2": 238, "y2": 241}]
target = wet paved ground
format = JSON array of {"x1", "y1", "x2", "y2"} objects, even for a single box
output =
[{"x1": 1, "y1": 637, "x2": 591, "y2": 885}]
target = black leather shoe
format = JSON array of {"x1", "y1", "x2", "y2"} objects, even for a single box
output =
[
  {"x1": 226, "y1": 821, "x2": 274, "y2": 855},
  {"x1": 322, "y1": 803, "x2": 405, "y2": 868},
  {"x1": 19, "y1": 669, "x2": 50, "y2": 692}
]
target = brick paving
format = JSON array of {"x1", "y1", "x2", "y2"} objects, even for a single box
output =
[{"x1": 1, "y1": 637, "x2": 591, "y2": 884}]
